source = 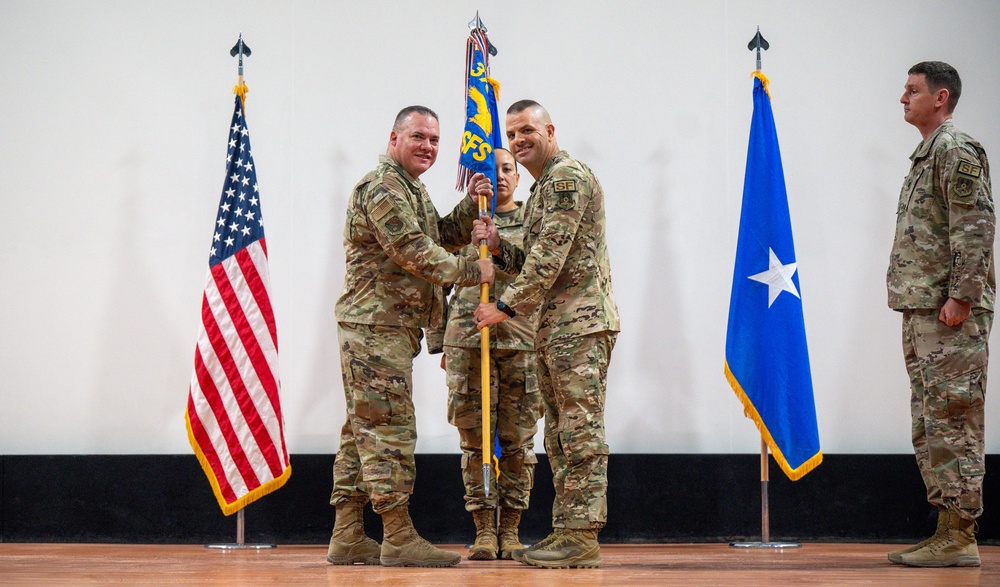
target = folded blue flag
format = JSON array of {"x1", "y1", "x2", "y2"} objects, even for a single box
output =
[
  {"x1": 456, "y1": 28, "x2": 503, "y2": 215},
  {"x1": 725, "y1": 73, "x2": 822, "y2": 480}
]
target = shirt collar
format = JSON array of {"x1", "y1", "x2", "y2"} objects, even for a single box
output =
[
  {"x1": 911, "y1": 120, "x2": 953, "y2": 161},
  {"x1": 380, "y1": 154, "x2": 423, "y2": 188}
]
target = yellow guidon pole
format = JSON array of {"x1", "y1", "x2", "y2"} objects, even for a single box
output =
[{"x1": 478, "y1": 193, "x2": 493, "y2": 498}]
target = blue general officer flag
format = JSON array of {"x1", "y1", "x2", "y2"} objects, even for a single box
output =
[
  {"x1": 456, "y1": 28, "x2": 502, "y2": 215},
  {"x1": 724, "y1": 72, "x2": 822, "y2": 481}
]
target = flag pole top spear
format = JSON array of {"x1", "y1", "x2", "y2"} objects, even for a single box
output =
[
  {"x1": 468, "y1": 11, "x2": 498, "y2": 56},
  {"x1": 748, "y1": 27, "x2": 768, "y2": 72},
  {"x1": 747, "y1": 27, "x2": 771, "y2": 97},
  {"x1": 230, "y1": 34, "x2": 252, "y2": 106}
]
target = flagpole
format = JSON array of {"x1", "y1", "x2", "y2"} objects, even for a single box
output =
[
  {"x1": 729, "y1": 29, "x2": 801, "y2": 550},
  {"x1": 730, "y1": 438, "x2": 798, "y2": 548},
  {"x1": 479, "y1": 191, "x2": 492, "y2": 499},
  {"x1": 202, "y1": 36, "x2": 278, "y2": 551},
  {"x1": 463, "y1": 11, "x2": 498, "y2": 499}
]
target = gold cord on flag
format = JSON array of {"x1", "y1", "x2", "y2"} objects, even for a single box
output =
[
  {"x1": 234, "y1": 76, "x2": 248, "y2": 109},
  {"x1": 751, "y1": 71, "x2": 771, "y2": 100}
]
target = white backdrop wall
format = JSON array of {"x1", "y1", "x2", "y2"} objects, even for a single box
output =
[{"x1": 2, "y1": 1, "x2": 999, "y2": 455}]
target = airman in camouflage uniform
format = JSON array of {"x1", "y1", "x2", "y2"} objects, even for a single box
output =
[
  {"x1": 474, "y1": 101, "x2": 620, "y2": 569},
  {"x1": 439, "y1": 148, "x2": 542, "y2": 560},
  {"x1": 327, "y1": 105, "x2": 495, "y2": 568},
  {"x1": 886, "y1": 62, "x2": 994, "y2": 568}
]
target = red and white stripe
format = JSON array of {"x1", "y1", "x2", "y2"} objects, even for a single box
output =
[{"x1": 186, "y1": 238, "x2": 290, "y2": 514}]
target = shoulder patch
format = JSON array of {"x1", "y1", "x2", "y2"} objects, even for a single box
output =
[
  {"x1": 383, "y1": 214, "x2": 405, "y2": 235},
  {"x1": 557, "y1": 191, "x2": 577, "y2": 211},
  {"x1": 957, "y1": 160, "x2": 982, "y2": 178},
  {"x1": 553, "y1": 180, "x2": 577, "y2": 192},
  {"x1": 371, "y1": 197, "x2": 394, "y2": 221}
]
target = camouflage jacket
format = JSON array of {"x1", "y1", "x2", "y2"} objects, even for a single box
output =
[
  {"x1": 493, "y1": 151, "x2": 621, "y2": 347},
  {"x1": 441, "y1": 204, "x2": 536, "y2": 351},
  {"x1": 888, "y1": 120, "x2": 995, "y2": 311},
  {"x1": 335, "y1": 155, "x2": 482, "y2": 329}
]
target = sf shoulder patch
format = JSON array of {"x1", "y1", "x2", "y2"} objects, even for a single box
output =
[
  {"x1": 957, "y1": 160, "x2": 982, "y2": 178},
  {"x1": 951, "y1": 160, "x2": 982, "y2": 205},
  {"x1": 553, "y1": 180, "x2": 577, "y2": 192}
]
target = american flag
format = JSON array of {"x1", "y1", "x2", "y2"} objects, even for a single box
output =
[{"x1": 186, "y1": 94, "x2": 291, "y2": 515}]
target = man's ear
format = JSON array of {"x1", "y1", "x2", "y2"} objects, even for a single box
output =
[{"x1": 935, "y1": 88, "x2": 950, "y2": 110}]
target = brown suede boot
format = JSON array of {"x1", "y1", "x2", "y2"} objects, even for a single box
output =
[
  {"x1": 326, "y1": 499, "x2": 380, "y2": 565},
  {"x1": 379, "y1": 505, "x2": 461, "y2": 567},
  {"x1": 898, "y1": 511, "x2": 980, "y2": 567},
  {"x1": 468, "y1": 508, "x2": 498, "y2": 560},
  {"x1": 888, "y1": 509, "x2": 947, "y2": 564},
  {"x1": 497, "y1": 508, "x2": 525, "y2": 560},
  {"x1": 522, "y1": 528, "x2": 602, "y2": 569}
]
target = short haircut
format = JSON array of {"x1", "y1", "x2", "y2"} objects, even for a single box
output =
[
  {"x1": 908, "y1": 61, "x2": 962, "y2": 113},
  {"x1": 393, "y1": 105, "x2": 438, "y2": 131},
  {"x1": 507, "y1": 99, "x2": 543, "y2": 116}
]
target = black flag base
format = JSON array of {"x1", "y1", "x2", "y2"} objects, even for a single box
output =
[
  {"x1": 729, "y1": 438, "x2": 802, "y2": 549},
  {"x1": 205, "y1": 509, "x2": 277, "y2": 550}
]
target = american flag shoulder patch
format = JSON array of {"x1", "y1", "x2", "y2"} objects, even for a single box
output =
[{"x1": 371, "y1": 196, "x2": 394, "y2": 221}]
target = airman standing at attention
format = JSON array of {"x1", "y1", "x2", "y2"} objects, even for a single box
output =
[{"x1": 887, "y1": 61, "x2": 994, "y2": 568}]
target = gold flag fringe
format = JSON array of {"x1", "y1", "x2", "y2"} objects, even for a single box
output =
[
  {"x1": 724, "y1": 361, "x2": 822, "y2": 481},
  {"x1": 185, "y1": 408, "x2": 291, "y2": 516},
  {"x1": 487, "y1": 76, "x2": 501, "y2": 102}
]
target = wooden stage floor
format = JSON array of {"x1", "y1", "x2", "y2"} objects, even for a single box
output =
[{"x1": 1, "y1": 542, "x2": 997, "y2": 586}]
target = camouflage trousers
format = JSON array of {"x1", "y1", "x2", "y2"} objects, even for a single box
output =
[
  {"x1": 539, "y1": 331, "x2": 616, "y2": 530},
  {"x1": 330, "y1": 322, "x2": 421, "y2": 514},
  {"x1": 445, "y1": 346, "x2": 541, "y2": 512},
  {"x1": 903, "y1": 308, "x2": 992, "y2": 519}
]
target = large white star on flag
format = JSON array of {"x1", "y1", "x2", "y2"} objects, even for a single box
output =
[{"x1": 749, "y1": 248, "x2": 800, "y2": 307}]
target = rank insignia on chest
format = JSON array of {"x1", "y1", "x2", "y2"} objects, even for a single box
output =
[
  {"x1": 957, "y1": 161, "x2": 982, "y2": 178},
  {"x1": 553, "y1": 180, "x2": 577, "y2": 192}
]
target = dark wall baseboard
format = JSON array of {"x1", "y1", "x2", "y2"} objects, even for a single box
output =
[{"x1": 2, "y1": 454, "x2": 997, "y2": 545}]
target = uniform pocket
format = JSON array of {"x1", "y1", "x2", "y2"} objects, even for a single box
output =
[
  {"x1": 897, "y1": 167, "x2": 925, "y2": 216},
  {"x1": 446, "y1": 350, "x2": 478, "y2": 428},
  {"x1": 350, "y1": 360, "x2": 405, "y2": 426}
]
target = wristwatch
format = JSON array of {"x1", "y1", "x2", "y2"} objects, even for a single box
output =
[{"x1": 496, "y1": 300, "x2": 517, "y2": 318}]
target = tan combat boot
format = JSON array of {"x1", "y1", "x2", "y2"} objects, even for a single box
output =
[
  {"x1": 898, "y1": 511, "x2": 980, "y2": 567},
  {"x1": 468, "y1": 508, "x2": 498, "y2": 560},
  {"x1": 497, "y1": 508, "x2": 525, "y2": 560},
  {"x1": 522, "y1": 528, "x2": 602, "y2": 569},
  {"x1": 326, "y1": 499, "x2": 380, "y2": 565},
  {"x1": 511, "y1": 528, "x2": 565, "y2": 563},
  {"x1": 888, "y1": 508, "x2": 947, "y2": 564},
  {"x1": 379, "y1": 505, "x2": 462, "y2": 567}
]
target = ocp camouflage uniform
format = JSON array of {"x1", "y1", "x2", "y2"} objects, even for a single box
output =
[
  {"x1": 441, "y1": 204, "x2": 542, "y2": 512},
  {"x1": 493, "y1": 151, "x2": 620, "y2": 530},
  {"x1": 331, "y1": 154, "x2": 482, "y2": 514},
  {"x1": 887, "y1": 120, "x2": 995, "y2": 519}
]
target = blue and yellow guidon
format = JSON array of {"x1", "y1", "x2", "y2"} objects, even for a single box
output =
[{"x1": 457, "y1": 49, "x2": 502, "y2": 211}]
